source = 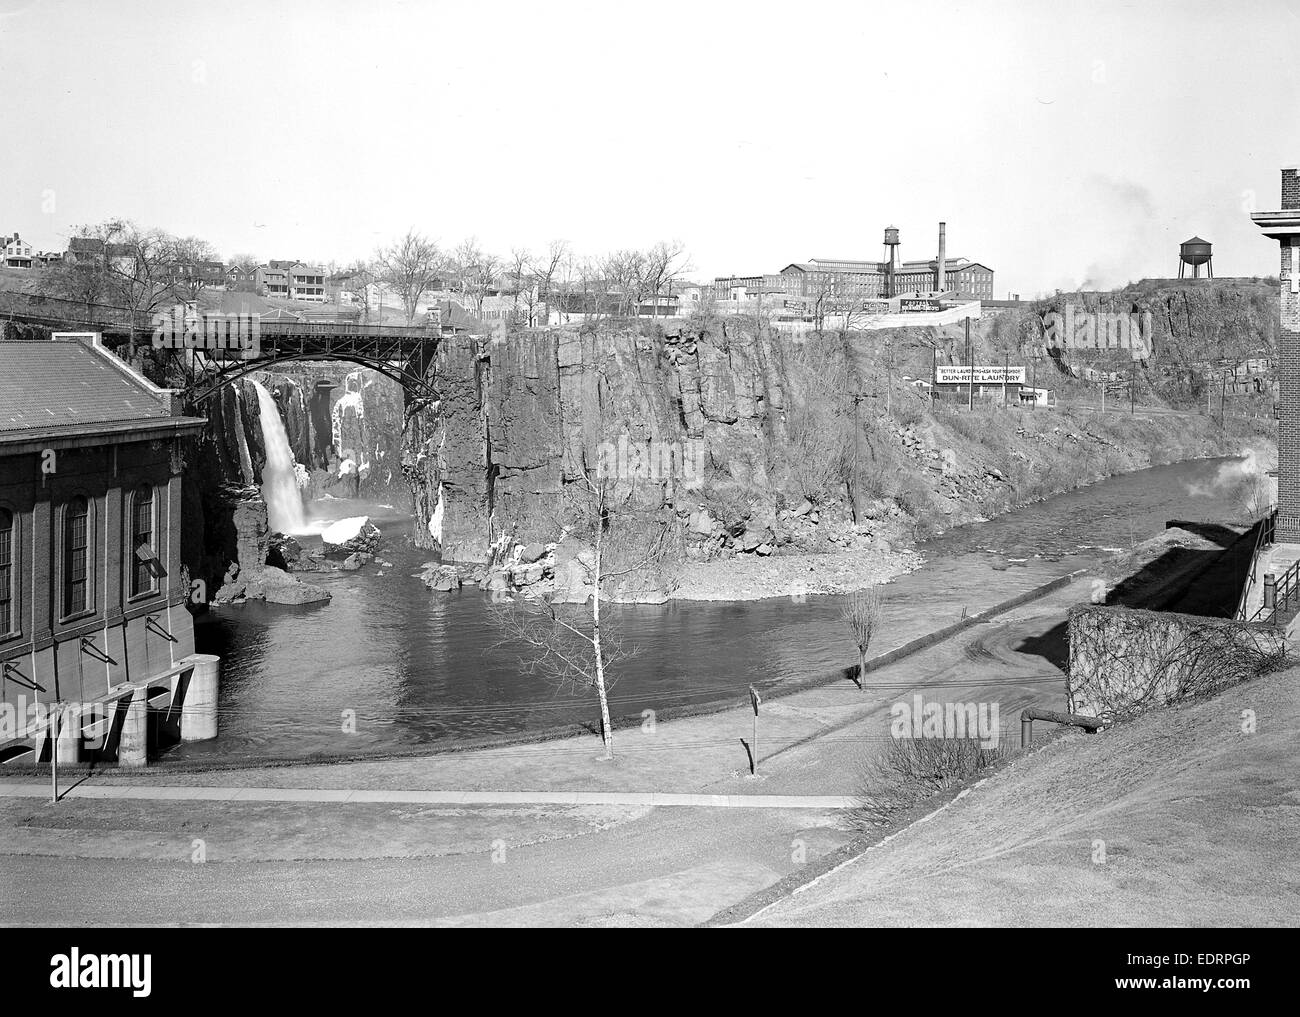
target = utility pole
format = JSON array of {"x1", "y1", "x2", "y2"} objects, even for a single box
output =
[
  {"x1": 1003, "y1": 350, "x2": 1009, "y2": 407},
  {"x1": 1031, "y1": 354, "x2": 1038, "y2": 411},
  {"x1": 50, "y1": 701, "x2": 60, "y2": 804},
  {"x1": 966, "y1": 316, "x2": 973, "y2": 411}
]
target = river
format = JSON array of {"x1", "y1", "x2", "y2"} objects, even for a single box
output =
[{"x1": 179, "y1": 457, "x2": 1253, "y2": 764}]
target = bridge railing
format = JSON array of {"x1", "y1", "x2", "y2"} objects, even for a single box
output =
[{"x1": 2, "y1": 293, "x2": 439, "y2": 340}]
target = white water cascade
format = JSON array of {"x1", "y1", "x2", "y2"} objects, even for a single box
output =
[{"x1": 251, "y1": 379, "x2": 307, "y2": 534}]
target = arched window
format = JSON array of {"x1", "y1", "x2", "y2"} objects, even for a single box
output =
[
  {"x1": 131, "y1": 485, "x2": 157, "y2": 597},
  {"x1": 0, "y1": 509, "x2": 13, "y2": 635},
  {"x1": 63, "y1": 496, "x2": 90, "y2": 617}
]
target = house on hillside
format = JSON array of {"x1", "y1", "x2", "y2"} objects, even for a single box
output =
[{"x1": 3, "y1": 234, "x2": 33, "y2": 269}]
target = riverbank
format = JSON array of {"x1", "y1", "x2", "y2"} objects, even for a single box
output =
[
  {"x1": 671, "y1": 545, "x2": 923, "y2": 601},
  {"x1": 668, "y1": 408, "x2": 1270, "y2": 601}
]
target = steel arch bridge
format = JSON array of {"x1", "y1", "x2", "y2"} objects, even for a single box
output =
[
  {"x1": 0, "y1": 298, "x2": 445, "y2": 405},
  {"x1": 169, "y1": 321, "x2": 443, "y2": 404}
]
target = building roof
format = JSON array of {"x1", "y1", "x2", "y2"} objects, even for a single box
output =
[
  {"x1": 67, "y1": 237, "x2": 105, "y2": 254},
  {"x1": 0, "y1": 336, "x2": 204, "y2": 444}
]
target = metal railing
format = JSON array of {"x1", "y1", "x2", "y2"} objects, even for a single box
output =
[
  {"x1": 1234, "y1": 507, "x2": 1277, "y2": 621},
  {"x1": 1248, "y1": 554, "x2": 1300, "y2": 625}
]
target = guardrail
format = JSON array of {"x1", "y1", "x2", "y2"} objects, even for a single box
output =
[
  {"x1": 1235, "y1": 506, "x2": 1277, "y2": 621},
  {"x1": 1247, "y1": 553, "x2": 1300, "y2": 625}
]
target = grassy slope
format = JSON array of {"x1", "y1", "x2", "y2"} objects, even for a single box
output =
[{"x1": 749, "y1": 667, "x2": 1299, "y2": 927}]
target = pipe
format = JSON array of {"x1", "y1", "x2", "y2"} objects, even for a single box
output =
[
  {"x1": 1019, "y1": 707, "x2": 1106, "y2": 747},
  {"x1": 938, "y1": 221, "x2": 947, "y2": 293}
]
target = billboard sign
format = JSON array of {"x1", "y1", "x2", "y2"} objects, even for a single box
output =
[{"x1": 935, "y1": 365, "x2": 1027, "y2": 385}]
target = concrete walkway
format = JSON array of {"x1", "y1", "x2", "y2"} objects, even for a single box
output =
[{"x1": 0, "y1": 782, "x2": 855, "y2": 810}]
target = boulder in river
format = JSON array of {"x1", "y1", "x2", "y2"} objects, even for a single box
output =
[
  {"x1": 230, "y1": 566, "x2": 331, "y2": 606},
  {"x1": 518, "y1": 542, "x2": 547, "y2": 564},
  {"x1": 321, "y1": 516, "x2": 382, "y2": 558}
]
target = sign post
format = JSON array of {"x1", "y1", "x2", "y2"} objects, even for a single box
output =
[
  {"x1": 966, "y1": 317, "x2": 973, "y2": 411},
  {"x1": 50, "y1": 700, "x2": 60, "y2": 805}
]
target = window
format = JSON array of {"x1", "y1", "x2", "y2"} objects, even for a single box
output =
[
  {"x1": 63, "y1": 496, "x2": 90, "y2": 617},
  {"x1": 0, "y1": 509, "x2": 13, "y2": 634},
  {"x1": 131, "y1": 485, "x2": 158, "y2": 597}
]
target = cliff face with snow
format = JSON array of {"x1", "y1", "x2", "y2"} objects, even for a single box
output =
[{"x1": 401, "y1": 326, "x2": 790, "y2": 563}]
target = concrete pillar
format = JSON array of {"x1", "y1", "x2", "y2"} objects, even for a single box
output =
[
  {"x1": 118, "y1": 686, "x2": 148, "y2": 767},
  {"x1": 180, "y1": 655, "x2": 220, "y2": 742}
]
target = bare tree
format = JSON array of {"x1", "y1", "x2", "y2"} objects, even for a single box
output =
[
  {"x1": 169, "y1": 235, "x2": 219, "y2": 302},
  {"x1": 536, "y1": 239, "x2": 569, "y2": 323},
  {"x1": 452, "y1": 239, "x2": 499, "y2": 317},
  {"x1": 341, "y1": 260, "x2": 378, "y2": 318},
  {"x1": 508, "y1": 247, "x2": 532, "y2": 312},
  {"x1": 842, "y1": 585, "x2": 885, "y2": 688},
  {"x1": 75, "y1": 220, "x2": 183, "y2": 359},
  {"x1": 492, "y1": 469, "x2": 677, "y2": 759},
  {"x1": 603, "y1": 249, "x2": 648, "y2": 317},
  {"x1": 643, "y1": 240, "x2": 688, "y2": 320},
  {"x1": 376, "y1": 229, "x2": 444, "y2": 324}
]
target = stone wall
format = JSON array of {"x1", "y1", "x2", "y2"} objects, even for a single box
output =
[{"x1": 1067, "y1": 604, "x2": 1287, "y2": 720}]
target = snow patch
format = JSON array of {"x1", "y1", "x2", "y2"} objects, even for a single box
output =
[{"x1": 320, "y1": 515, "x2": 370, "y2": 545}]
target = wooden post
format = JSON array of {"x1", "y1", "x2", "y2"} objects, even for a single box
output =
[
  {"x1": 748, "y1": 685, "x2": 761, "y2": 776},
  {"x1": 966, "y1": 316, "x2": 973, "y2": 411},
  {"x1": 1003, "y1": 350, "x2": 1008, "y2": 407}
]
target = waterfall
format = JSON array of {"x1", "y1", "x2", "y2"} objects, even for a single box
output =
[{"x1": 252, "y1": 379, "x2": 307, "y2": 534}]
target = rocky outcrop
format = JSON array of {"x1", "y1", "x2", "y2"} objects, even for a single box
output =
[
  {"x1": 207, "y1": 489, "x2": 330, "y2": 606},
  {"x1": 401, "y1": 325, "x2": 789, "y2": 568}
]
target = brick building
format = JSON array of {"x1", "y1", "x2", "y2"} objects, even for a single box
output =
[
  {"x1": 0, "y1": 334, "x2": 216, "y2": 766},
  {"x1": 1252, "y1": 168, "x2": 1300, "y2": 542}
]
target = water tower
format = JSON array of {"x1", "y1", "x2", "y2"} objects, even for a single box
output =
[
  {"x1": 1178, "y1": 236, "x2": 1214, "y2": 279},
  {"x1": 883, "y1": 226, "x2": 901, "y2": 296}
]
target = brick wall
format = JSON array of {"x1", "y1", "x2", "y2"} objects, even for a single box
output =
[
  {"x1": 1283, "y1": 167, "x2": 1300, "y2": 209},
  {"x1": 1276, "y1": 170, "x2": 1300, "y2": 540}
]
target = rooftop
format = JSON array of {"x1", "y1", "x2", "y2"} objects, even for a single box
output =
[{"x1": 0, "y1": 336, "x2": 205, "y2": 444}]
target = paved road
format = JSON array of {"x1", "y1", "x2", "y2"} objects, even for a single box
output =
[{"x1": 1, "y1": 803, "x2": 843, "y2": 927}]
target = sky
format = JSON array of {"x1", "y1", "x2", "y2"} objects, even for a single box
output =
[{"x1": 1, "y1": 0, "x2": 1298, "y2": 297}]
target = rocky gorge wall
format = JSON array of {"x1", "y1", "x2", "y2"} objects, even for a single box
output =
[
  {"x1": 175, "y1": 307, "x2": 1274, "y2": 604},
  {"x1": 401, "y1": 326, "x2": 793, "y2": 565}
]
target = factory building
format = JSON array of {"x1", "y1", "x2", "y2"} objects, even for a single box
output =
[{"x1": 713, "y1": 223, "x2": 994, "y2": 302}]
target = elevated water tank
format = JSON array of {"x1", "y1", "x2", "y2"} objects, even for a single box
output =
[
  {"x1": 1178, "y1": 236, "x2": 1213, "y2": 279},
  {"x1": 1180, "y1": 236, "x2": 1212, "y2": 266}
]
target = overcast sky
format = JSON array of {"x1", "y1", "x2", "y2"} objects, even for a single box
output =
[{"x1": 1, "y1": 0, "x2": 1296, "y2": 296}]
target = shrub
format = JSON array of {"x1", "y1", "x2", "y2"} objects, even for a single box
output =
[{"x1": 851, "y1": 736, "x2": 1008, "y2": 830}]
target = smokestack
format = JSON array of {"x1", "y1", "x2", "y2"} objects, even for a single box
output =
[{"x1": 937, "y1": 222, "x2": 946, "y2": 294}]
